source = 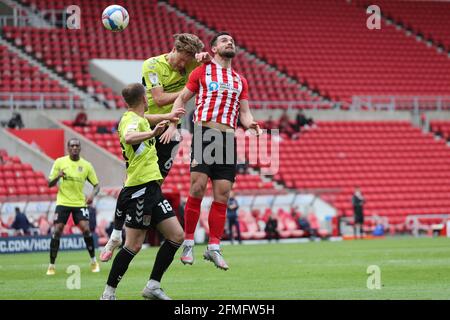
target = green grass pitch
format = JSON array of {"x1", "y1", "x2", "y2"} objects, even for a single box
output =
[{"x1": 1, "y1": 237, "x2": 449, "y2": 300}]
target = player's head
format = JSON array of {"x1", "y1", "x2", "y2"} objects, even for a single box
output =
[
  {"x1": 122, "y1": 83, "x2": 147, "y2": 109},
  {"x1": 171, "y1": 33, "x2": 205, "y2": 71},
  {"x1": 210, "y1": 32, "x2": 236, "y2": 59},
  {"x1": 67, "y1": 138, "x2": 81, "y2": 158}
]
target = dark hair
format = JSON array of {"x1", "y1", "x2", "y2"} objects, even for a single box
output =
[
  {"x1": 210, "y1": 31, "x2": 231, "y2": 48},
  {"x1": 122, "y1": 83, "x2": 146, "y2": 107},
  {"x1": 67, "y1": 138, "x2": 80, "y2": 147}
]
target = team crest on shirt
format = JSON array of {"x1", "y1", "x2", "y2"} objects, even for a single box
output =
[
  {"x1": 78, "y1": 166, "x2": 83, "y2": 172},
  {"x1": 208, "y1": 81, "x2": 219, "y2": 91}
]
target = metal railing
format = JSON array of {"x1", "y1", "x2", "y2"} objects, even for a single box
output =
[
  {"x1": 249, "y1": 100, "x2": 340, "y2": 110},
  {"x1": 351, "y1": 96, "x2": 450, "y2": 112},
  {"x1": 0, "y1": 92, "x2": 96, "y2": 110}
]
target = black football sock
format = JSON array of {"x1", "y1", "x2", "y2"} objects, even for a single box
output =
[
  {"x1": 107, "y1": 246, "x2": 136, "y2": 288},
  {"x1": 83, "y1": 235, "x2": 96, "y2": 258},
  {"x1": 150, "y1": 240, "x2": 181, "y2": 282},
  {"x1": 49, "y1": 236, "x2": 60, "y2": 264}
]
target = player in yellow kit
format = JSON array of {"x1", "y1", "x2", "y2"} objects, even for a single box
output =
[
  {"x1": 101, "y1": 33, "x2": 210, "y2": 262},
  {"x1": 46, "y1": 139, "x2": 100, "y2": 275},
  {"x1": 101, "y1": 83, "x2": 184, "y2": 300}
]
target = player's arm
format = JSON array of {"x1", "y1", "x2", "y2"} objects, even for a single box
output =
[
  {"x1": 86, "y1": 165, "x2": 100, "y2": 205},
  {"x1": 86, "y1": 184, "x2": 100, "y2": 205},
  {"x1": 159, "y1": 87, "x2": 196, "y2": 144},
  {"x1": 48, "y1": 161, "x2": 64, "y2": 187},
  {"x1": 125, "y1": 120, "x2": 169, "y2": 145},
  {"x1": 159, "y1": 67, "x2": 201, "y2": 144},
  {"x1": 144, "y1": 107, "x2": 185, "y2": 125},
  {"x1": 151, "y1": 87, "x2": 181, "y2": 107},
  {"x1": 239, "y1": 100, "x2": 261, "y2": 135}
]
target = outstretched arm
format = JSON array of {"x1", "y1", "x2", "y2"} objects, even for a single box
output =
[{"x1": 239, "y1": 100, "x2": 261, "y2": 135}]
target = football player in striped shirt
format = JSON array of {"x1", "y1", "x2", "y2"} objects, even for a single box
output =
[{"x1": 172, "y1": 32, "x2": 261, "y2": 270}]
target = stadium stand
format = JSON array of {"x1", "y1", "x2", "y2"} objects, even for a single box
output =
[
  {"x1": 170, "y1": 0, "x2": 450, "y2": 104},
  {"x1": 4, "y1": 0, "x2": 321, "y2": 109},
  {"x1": 273, "y1": 121, "x2": 450, "y2": 231},
  {"x1": 430, "y1": 120, "x2": 450, "y2": 142},
  {"x1": 355, "y1": 0, "x2": 450, "y2": 51},
  {"x1": 61, "y1": 119, "x2": 280, "y2": 198},
  {"x1": 0, "y1": 149, "x2": 57, "y2": 200},
  {"x1": 1, "y1": 0, "x2": 450, "y2": 241},
  {"x1": 0, "y1": 44, "x2": 79, "y2": 109}
]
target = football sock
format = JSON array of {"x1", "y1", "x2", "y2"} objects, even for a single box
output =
[
  {"x1": 49, "y1": 236, "x2": 60, "y2": 264},
  {"x1": 106, "y1": 246, "x2": 136, "y2": 288},
  {"x1": 184, "y1": 196, "x2": 202, "y2": 240},
  {"x1": 208, "y1": 201, "x2": 227, "y2": 245},
  {"x1": 150, "y1": 240, "x2": 181, "y2": 282},
  {"x1": 83, "y1": 235, "x2": 95, "y2": 258}
]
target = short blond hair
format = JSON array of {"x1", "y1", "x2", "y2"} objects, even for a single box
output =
[{"x1": 173, "y1": 33, "x2": 204, "y2": 56}]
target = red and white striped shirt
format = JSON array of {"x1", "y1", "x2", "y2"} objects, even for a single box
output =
[{"x1": 186, "y1": 61, "x2": 248, "y2": 129}]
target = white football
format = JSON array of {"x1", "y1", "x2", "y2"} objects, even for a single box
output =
[{"x1": 102, "y1": 5, "x2": 129, "y2": 32}]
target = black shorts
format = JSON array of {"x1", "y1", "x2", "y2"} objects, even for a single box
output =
[
  {"x1": 116, "y1": 181, "x2": 175, "y2": 230},
  {"x1": 153, "y1": 124, "x2": 181, "y2": 178},
  {"x1": 54, "y1": 205, "x2": 89, "y2": 225},
  {"x1": 190, "y1": 125, "x2": 237, "y2": 182}
]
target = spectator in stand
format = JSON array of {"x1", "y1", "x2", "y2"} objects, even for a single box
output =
[
  {"x1": 226, "y1": 191, "x2": 241, "y2": 244},
  {"x1": 352, "y1": 187, "x2": 365, "y2": 239},
  {"x1": 265, "y1": 212, "x2": 279, "y2": 242},
  {"x1": 279, "y1": 110, "x2": 294, "y2": 136},
  {"x1": 73, "y1": 111, "x2": 88, "y2": 127},
  {"x1": 11, "y1": 207, "x2": 30, "y2": 236},
  {"x1": 7, "y1": 112, "x2": 25, "y2": 129},
  {"x1": 294, "y1": 109, "x2": 314, "y2": 132},
  {"x1": 0, "y1": 154, "x2": 5, "y2": 165},
  {"x1": 265, "y1": 115, "x2": 275, "y2": 135},
  {"x1": 307, "y1": 212, "x2": 320, "y2": 240}
]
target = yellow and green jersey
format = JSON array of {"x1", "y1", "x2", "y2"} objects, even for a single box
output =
[
  {"x1": 48, "y1": 156, "x2": 99, "y2": 207},
  {"x1": 142, "y1": 54, "x2": 198, "y2": 115},
  {"x1": 118, "y1": 111, "x2": 162, "y2": 187}
]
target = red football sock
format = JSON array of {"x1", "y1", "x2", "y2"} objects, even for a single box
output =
[
  {"x1": 184, "y1": 196, "x2": 202, "y2": 240},
  {"x1": 208, "y1": 201, "x2": 228, "y2": 245}
]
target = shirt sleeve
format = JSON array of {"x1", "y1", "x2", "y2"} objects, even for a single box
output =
[
  {"x1": 239, "y1": 76, "x2": 249, "y2": 101},
  {"x1": 48, "y1": 159, "x2": 60, "y2": 181},
  {"x1": 87, "y1": 163, "x2": 99, "y2": 186},
  {"x1": 186, "y1": 66, "x2": 203, "y2": 93},
  {"x1": 142, "y1": 58, "x2": 163, "y2": 89}
]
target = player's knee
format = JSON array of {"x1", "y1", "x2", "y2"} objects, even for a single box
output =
[
  {"x1": 125, "y1": 243, "x2": 142, "y2": 253},
  {"x1": 168, "y1": 229, "x2": 184, "y2": 244},
  {"x1": 190, "y1": 182, "x2": 206, "y2": 198}
]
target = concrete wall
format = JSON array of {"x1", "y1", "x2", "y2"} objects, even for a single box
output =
[{"x1": 89, "y1": 59, "x2": 144, "y2": 95}]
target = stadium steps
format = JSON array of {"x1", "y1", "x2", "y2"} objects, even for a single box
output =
[
  {"x1": 0, "y1": 129, "x2": 56, "y2": 200},
  {"x1": 352, "y1": 0, "x2": 450, "y2": 56},
  {"x1": 160, "y1": 0, "x2": 336, "y2": 108},
  {"x1": 2, "y1": 0, "x2": 53, "y2": 28},
  {"x1": 0, "y1": 36, "x2": 103, "y2": 109}
]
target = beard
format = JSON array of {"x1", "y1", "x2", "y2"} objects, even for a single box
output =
[{"x1": 219, "y1": 49, "x2": 236, "y2": 58}]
